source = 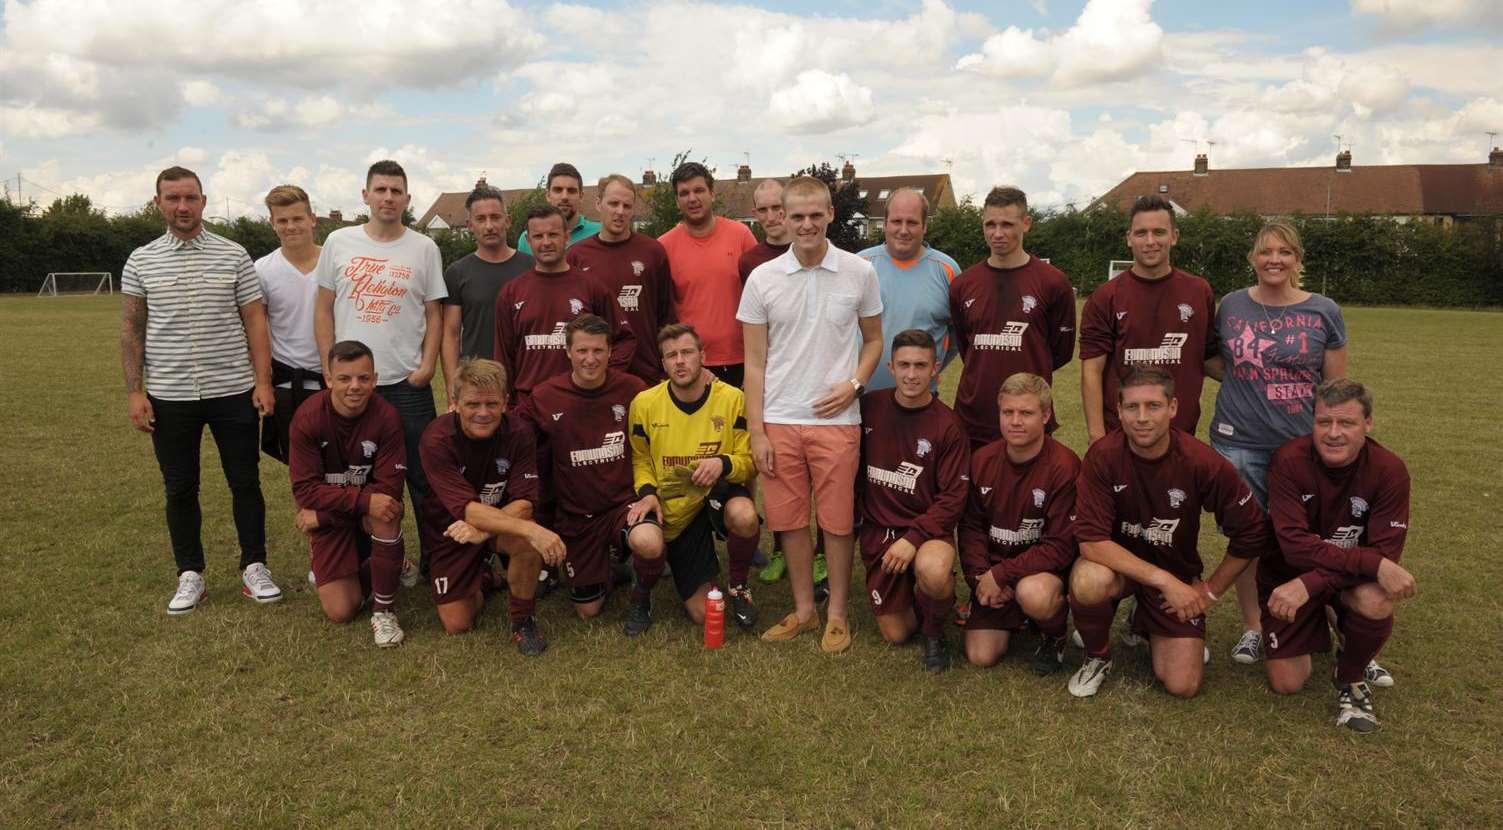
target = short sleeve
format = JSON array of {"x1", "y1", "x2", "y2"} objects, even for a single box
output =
[
  {"x1": 1077, "y1": 288, "x2": 1113, "y2": 360},
  {"x1": 736, "y1": 274, "x2": 768, "y2": 325},
  {"x1": 421, "y1": 241, "x2": 447, "y2": 303},
  {"x1": 1322, "y1": 298, "x2": 1348, "y2": 349},
  {"x1": 121, "y1": 252, "x2": 145, "y2": 297},
  {"x1": 857, "y1": 262, "x2": 883, "y2": 317},
  {"x1": 234, "y1": 251, "x2": 262, "y2": 306},
  {"x1": 314, "y1": 240, "x2": 338, "y2": 291},
  {"x1": 442, "y1": 260, "x2": 465, "y2": 306}
]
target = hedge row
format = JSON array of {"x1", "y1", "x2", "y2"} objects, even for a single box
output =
[{"x1": 3, "y1": 196, "x2": 1499, "y2": 307}]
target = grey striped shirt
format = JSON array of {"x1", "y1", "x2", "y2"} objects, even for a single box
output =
[{"x1": 121, "y1": 230, "x2": 263, "y2": 401}]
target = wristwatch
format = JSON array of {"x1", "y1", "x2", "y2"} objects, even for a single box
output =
[{"x1": 849, "y1": 377, "x2": 865, "y2": 395}]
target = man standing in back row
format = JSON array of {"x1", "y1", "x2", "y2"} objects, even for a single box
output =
[
  {"x1": 1079, "y1": 194, "x2": 1216, "y2": 444},
  {"x1": 517, "y1": 163, "x2": 601, "y2": 255},
  {"x1": 256, "y1": 184, "x2": 326, "y2": 464},
  {"x1": 661, "y1": 162, "x2": 758, "y2": 387},
  {"x1": 441, "y1": 184, "x2": 533, "y2": 398},
  {"x1": 948, "y1": 186, "x2": 1074, "y2": 447}
]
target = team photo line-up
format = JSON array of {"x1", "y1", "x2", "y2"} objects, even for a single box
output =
[{"x1": 120, "y1": 157, "x2": 1415, "y2": 734}]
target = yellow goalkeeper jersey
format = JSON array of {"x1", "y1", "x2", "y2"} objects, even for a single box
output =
[{"x1": 629, "y1": 378, "x2": 755, "y2": 540}]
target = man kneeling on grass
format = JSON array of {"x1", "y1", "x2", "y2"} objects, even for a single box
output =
[
  {"x1": 1261, "y1": 378, "x2": 1415, "y2": 732},
  {"x1": 959, "y1": 373, "x2": 1080, "y2": 675},
  {"x1": 288, "y1": 340, "x2": 409, "y2": 647},
  {"x1": 1067, "y1": 366, "x2": 1269, "y2": 698},
  {"x1": 418, "y1": 358, "x2": 563, "y2": 655}
]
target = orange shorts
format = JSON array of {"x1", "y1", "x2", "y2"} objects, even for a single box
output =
[{"x1": 761, "y1": 423, "x2": 860, "y2": 535}]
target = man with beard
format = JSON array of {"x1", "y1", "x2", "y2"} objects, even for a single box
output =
[{"x1": 440, "y1": 185, "x2": 533, "y2": 397}]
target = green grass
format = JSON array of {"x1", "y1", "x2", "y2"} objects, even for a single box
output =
[{"x1": 2, "y1": 296, "x2": 1500, "y2": 828}]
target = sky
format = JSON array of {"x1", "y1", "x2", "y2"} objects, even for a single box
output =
[{"x1": 1, "y1": 0, "x2": 1500, "y2": 220}]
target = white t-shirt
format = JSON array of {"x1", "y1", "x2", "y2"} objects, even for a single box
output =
[
  {"x1": 737, "y1": 243, "x2": 883, "y2": 426},
  {"x1": 255, "y1": 248, "x2": 322, "y2": 380},
  {"x1": 315, "y1": 226, "x2": 447, "y2": 386}
]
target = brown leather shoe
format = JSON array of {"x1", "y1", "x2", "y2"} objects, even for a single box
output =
[
  {"x1": 820, "y1": 617, "x2": 852, "y2": 654},
  {"x1": 761, "y1": 611, "x2": 820, "y2": 642}
]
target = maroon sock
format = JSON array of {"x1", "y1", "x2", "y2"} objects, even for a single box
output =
[
  {"x1": 916, "y1": 591, "x2": 954, "y2": 638},
  {"x1": 631, "y1": 552, "x2": 665, "y2": 600},
  {"x1": 1337, "y1": 612, "x2": 1394, "y2": 684},
  {"x1": 727, "y1": 530, "x2": 759, "y2": 587},
  {"x1": 1037, "y1": 604, "x2": 1070, "y2": 639},
  {"x1": 369, "y1": 534, "x2": 404, "y2": 612},
  {"x1": 1070, "y1": 596, "x2": 1116, "y2": 659},
  {"x1": 357, "y1": 559, "x2": 372, "y2": 599},
  {"x1": 508, "y1": 596, "x2": 536, "y2": 627}
]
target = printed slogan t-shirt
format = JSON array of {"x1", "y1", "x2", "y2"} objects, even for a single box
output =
[
  {"x1": 1209, "y1": 289, "x2": 1348, "y2": 451},
  {"x1": 316, "y1": 226, "x2": 447, "y2": 385}
]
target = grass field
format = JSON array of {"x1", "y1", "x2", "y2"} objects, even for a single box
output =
[{"x1": 2, "y1": 295, "x2": 1500, "y2": 828}]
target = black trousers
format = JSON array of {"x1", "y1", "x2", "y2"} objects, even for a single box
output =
[
  {"x1": 149, "y1": 390, "x2": 266, "y2": 575},
  {"x1": 375, "y1": 379, "x2": 436, "y2": 562}
]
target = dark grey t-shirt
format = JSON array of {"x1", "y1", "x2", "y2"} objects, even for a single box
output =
[
  {"x1": 443, "y1": 251, "x2": 534, "y2": 359},
  {"x1": 1210, "y1": 288, "x2": 1347, "y2": 450}
]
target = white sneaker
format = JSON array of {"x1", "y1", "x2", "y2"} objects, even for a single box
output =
[
  {"x1": 1231, "y1": 630, "x2": 1262, "y2": 664},
  {"x1": 240, "y1": 562, "x2": 283, "y2": 604},
  {"x1": 1070, "y1": 629, "x2": 1084, "y2": 649},
  {"x1": 307, "y1": 569, "x2": 316, "y2": 586},
  {"x1": 400, "y1": 559, "x2": 420, "y2": 589},
  {"x1": 371, "y1": 610, "x2": 405, "y2": 647},
  {"x1": 167, "y1": 571, "x2": 206, "y2": 615},
  {"x1": 1365, "y1": 660, "x2": 1395, "y2": 688},
  {"x1": 1204, "y1": 645, "x2": 1211, "y2": 665},
  {"x1": 1068, "y1": 656, "x2": 1113, "y2": 698},
  {"x1": 1120, "y1": 628, "x2": 1149, "y2": 648}
]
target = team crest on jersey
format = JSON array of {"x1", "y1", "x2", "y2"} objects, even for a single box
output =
[
  {"x1": 1177, "y1": 303, "x2": 1194, "y2": 322},
  {"x1": 496, "y1": 458, "x2": 511, "y2": 476},
  {"x1": 1022, "y1": 295, "x2": 1037, "y2": 314},
  {"x1": 916, "y1": 438, "x2": 933, "y2": 458},
  {"x1": 612, "y1": 404, "x2": 626, "y2": 423},
  {"x1": 711, "y1": 415, "x2": 725, "y2": 432},
  {"x1": 361, "y1": 440, "x2": 377, "y2": 458},
  {"x1": 1167, "y1": 488, "x2": 1186, "y2": 508},
  {"x1": 569, "y1": 298, "x2": 584, "y2": 316},
  {"x1": 1033, "y1": 488, "x2": 1046, "y2": 508},
  {"x1": 1350, "y1": 496, "x2": 1369, "y2": 518},
  {"x1": 631, "y1": 260, "x2": 645, "y2": 276}
]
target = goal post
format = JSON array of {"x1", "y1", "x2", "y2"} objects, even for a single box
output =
[
  {"x1": 1106, "y1": 260, "x2": 1133, "y2": 281},
  {"x1": 37, "y1": 272, "x2": 113, "y2": 297}
]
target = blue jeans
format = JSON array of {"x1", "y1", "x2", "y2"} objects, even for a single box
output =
[
  {"x1": 376, "y1": 379, "x2": 436, "y2": 560},
  {"x1": 1212, "y1": 443, "x2": 1271, "y2": 510}
]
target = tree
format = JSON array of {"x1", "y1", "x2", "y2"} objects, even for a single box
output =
[
  {"x1": 638, "y1": 149, "x2": 725, "y2": 238},
  {"x1": 506, "y1": 182, "x2": 547, "y2": 248},
  {"x1": 789, "y1": 162, "x2": 868, "y2": 252},
  {"x1": 922, "y1": 198, "x2": 987, "y2": 268}
]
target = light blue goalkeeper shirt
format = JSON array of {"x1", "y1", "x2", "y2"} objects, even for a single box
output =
[{"x1": 857, "y1": 243, "x2": 962, "y2": 391}]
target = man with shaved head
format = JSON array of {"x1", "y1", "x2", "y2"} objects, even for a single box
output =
[{"x1": 740, "y1": 179, "x2": 792, "y2": 282}]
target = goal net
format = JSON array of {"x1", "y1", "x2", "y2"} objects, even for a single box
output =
[
  {"x1": 1106, "y1": 260, "x2": 1133, "y2": 281},
  {"x1": 37, "y1": 272, "x2": 113, "y2": 297}
]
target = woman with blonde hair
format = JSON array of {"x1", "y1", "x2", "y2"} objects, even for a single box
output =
[{"x1": 1205, "y1": 222, "x2": 1385, "y2": 682}]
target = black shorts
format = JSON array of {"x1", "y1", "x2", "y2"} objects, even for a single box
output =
[
  {"x1": 706, "y1": 363, "x2": 744, "y2": 389},
  {"x1": 664, "y1": 508, "x2": 723, "y2": 601},
  {"x1": 703, "y1": 482, "x2": 754, "y2": 539}
]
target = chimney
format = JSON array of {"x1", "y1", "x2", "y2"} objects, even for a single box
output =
[
  {"x1": 736, "y1": 164, "x2": 752, "y2": 182},
  {"x1": 643, "y1": 169, "x2": 657, "y2": 186},
  {"x1": 1491, "y1": 147, "x2": 1503, "y2": 168},
  {"x1": 841, "y1": 160, "x2": 855, "y2": 181},
  {"x1": 329, "y1": 209, "x2": 343, "y2": 223},
  {"x1": 1193, "y1": 153, "x2": 1208, "y2": 176},
  {"x1": 1336, "y1": 150, "x2": 1353, "y2": 173}
]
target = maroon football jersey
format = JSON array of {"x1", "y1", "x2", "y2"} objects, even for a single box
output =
[
  {"x1": 492, "y1": 267, "x2": 636, "y2": 401},
  {"x1": 738, "y1": 241, "x2": 790, "y2": 283},
  {"x1": 288, "y1": 390, "x2": 406, "y2": 519},
  {"x1": 418, "y1": 410, "x2": 539, "y2": 535},
  {"x1": 959, "y1": 434, "x2": 1081, "y2": 588},
  {"x1": 1078, "y1": 268, "x2": 1217, "y2": 434},
  {"x1": 948, "y1": 257, "x2": 1076, "y2": 442},
  {"x1": 857, "y1": 390, "x2": 970, "y2": 546},
  {"x1": 522, "y1": 370, "x2": 648, "y2": 518},
  {"x1": 567, "y1": 233, "x2": 676, "y2": 384},
  {"x1": 1264, "y1": 434, "x2": 1410, "y2": 595},
  {"x1": 1074, "y1": 429, "x2": 1268, "y2": 581}
]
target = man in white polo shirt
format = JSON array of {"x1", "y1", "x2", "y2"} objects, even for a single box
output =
[
  {"x1": 255, "y1": 184, "x2": 325, "y2": 463},
  {"x1": 738, "y1": 175, "x2": 883, "y2": 654},
  {"x1": 315, "y1": 159, "x2": 447, "y2": 571},
  {"x1": 120, "y1": 165, "x2": 283, "y2": 614}
]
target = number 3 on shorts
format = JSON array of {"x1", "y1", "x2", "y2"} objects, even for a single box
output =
[{"x1": 433, "y1": 576, "x2": 449, "y2": 596}]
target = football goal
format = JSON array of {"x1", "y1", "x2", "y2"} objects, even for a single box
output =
[
  {"x1": 37, "y1": 272, "x2": 113, "y2": 297},
  {"x1": 1106, "y1": 260, "x2": 1133, "y2": 280}
]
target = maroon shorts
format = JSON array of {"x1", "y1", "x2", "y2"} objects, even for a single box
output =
[
  {"x1": 964, "y1": 568, "x2": 1068, "y2": 632},
  {"x1": 858, "y1": 526, "x2": 917, "y2": 616},
  {"x1": 308, "y1": 524, "x2": 370, "y2": 587},
  {"x1": 426, "y1": 537, "x2": 487, "y2": 606},
  {"x1": 558, "y1": 503, "x2": 635, "y2": 589},
  {"x1": 1125, "y1": 577, "x2": 1206, "y2": 640},
  {"x1": 1258, "y1": 574, "x2": 1358, "y2": 660}
]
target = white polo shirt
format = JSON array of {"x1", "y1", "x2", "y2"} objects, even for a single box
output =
[
  {"x1": 737, "y1": 243, "x2": 882, "y2": 426},
  {"x1": 255, "y1": 248, "x2": 322, "y2": 379}
]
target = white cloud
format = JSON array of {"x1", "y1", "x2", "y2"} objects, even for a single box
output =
[
  {"x1": 1260, "y1": 49, "x2": 1410, "y2": 117},
  {"x1": 1351, "y1": 0, "x2": 1503, "y2": 29},
  {"x1": 176, "y1": 147, "x2": 208, "y2": 164},
  {"x1": 957, "y1": 0, "x2": 1164, "y2": 87},
  {"x1": 768, "y1": 71, "x2": 875, "y2": 134},
  {"x1": 180, "y1": 80, "x2": 221, "y2": 107},
  {"x1": 0, "y1": 105, "x2": 103, "y2": 139}
]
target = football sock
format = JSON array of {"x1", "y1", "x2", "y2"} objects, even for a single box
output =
[
  {"x1": 1038, "y1": 604, "x2": 1070, "y2": 640},
  {"x1": 631, "y1": 552, "x2": 665, "y2": 600},
  {"x1": 508, "y1": 596, "x2": 536, "y2": 627},
  {"x1": 369, "y1": 532, "x2": 404, "y2": 612},
  {"x1": 1337, "y1": 612, "x2": 1393, "y2": 684},
  {"x1": 917, "y1": 590, "x2": 954, "y2": 638},
  {"x1": 1070, "y1": 596, "x2": 1116, "y2": 659},
  {"x1": 727, "y1": 529, "x2": 759, "y2": 587},
  {"x1": 357, "y1": 558, "x2": 372, "y2": 599}
]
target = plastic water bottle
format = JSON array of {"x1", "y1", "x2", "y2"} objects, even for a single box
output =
[{"x1": 704, "y1": 587, "x2": 725, "y2": 649}]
